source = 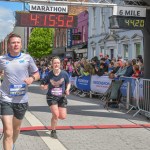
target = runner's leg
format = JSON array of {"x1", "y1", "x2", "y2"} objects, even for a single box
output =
[
  {"x1": 2, "y1": 115, "x2": 13, "y2": 150},
  {"x1": 58, "y1": 107, "x2": 67, "y2": 120},
  {"x1": 13, "y1": 116, "x2": 22, "y2": 143},
  {"x1": 50, "y1": 105, "x2": 59, "y2": 130}
]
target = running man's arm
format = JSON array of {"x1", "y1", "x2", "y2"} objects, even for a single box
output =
[{"x1": 24, "y1": 71, "x2": 40, "y2": 85}]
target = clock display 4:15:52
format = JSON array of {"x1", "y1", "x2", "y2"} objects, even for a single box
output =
[{"x1": 15, "y1": 12, "x2": 77, "y2": 28}]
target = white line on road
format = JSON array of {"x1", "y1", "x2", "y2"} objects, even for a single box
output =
[{"x1": 25, "y1": 111, "x2": 67, "y2": 150}]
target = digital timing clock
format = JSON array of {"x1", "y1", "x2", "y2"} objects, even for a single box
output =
[
  {"x1": 109, "y1": 16, "x2": 145, "y2": 30},
  {"x1": 15, "y1": 12, "x2": 77, "y2": 28}
]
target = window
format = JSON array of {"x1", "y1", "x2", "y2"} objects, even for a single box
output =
[
  {"x1": 135, "y1": 43, "x2": 141, "y2": 57},
  {"x1": 82, "y1": 26, "x2": 85, "y2": 42},
  {"x1": 93, "y1": 7, "x2": 96, "y2": 28},
  {"x1": 123, "y1": 44, "x2": 128, "y2": 60},
  {"x1": 93, "y1": 47, "x2": 96, "y2": 57}
]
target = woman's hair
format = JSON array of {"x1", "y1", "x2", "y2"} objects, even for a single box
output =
[
  {"x1": 51, "y1": 56, "x2": 61, "y2": 63},
  {"x1": 133, "y1": 64, "x2": 140, "y2": 71}
]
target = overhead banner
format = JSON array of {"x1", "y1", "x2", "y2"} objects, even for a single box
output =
[{"x1": 29, "y1": 3, "x2": 68, "y2": 13}]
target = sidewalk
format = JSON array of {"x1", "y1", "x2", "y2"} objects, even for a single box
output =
[{"x1": 0, "y1": 83, "x2": 150, "y2": 150}]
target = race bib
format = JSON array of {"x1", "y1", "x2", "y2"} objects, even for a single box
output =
[
  {"x1": 51, "y1": 88, "x2": 62, "y2": 96},
  {"x1": 9, "y1": 84, "x2": 26, "y2": 96}
]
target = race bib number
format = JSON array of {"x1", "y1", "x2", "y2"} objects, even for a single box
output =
[
  {"x1": 9, "y1": 84, "x2": 26, "y2": 96},
  {"x1": 51, "y1": 88, "x2": 62, "y2": 96}
]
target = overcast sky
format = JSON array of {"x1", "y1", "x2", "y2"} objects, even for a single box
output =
[{"x1": 0, "y1": 1, "x2": 23, "y2": 41}]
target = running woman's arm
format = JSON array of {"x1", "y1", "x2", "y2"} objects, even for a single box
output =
[{"x1": 65, "y1": 83, "x2": 71, "y2": 96}]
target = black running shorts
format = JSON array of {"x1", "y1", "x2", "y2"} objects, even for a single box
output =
[
  {"x1": 46, "y1": 95, "x2": 67, "y2": 108},
  {"x1": 1, "y1": 101, "x2": 28, "y2": 120}
]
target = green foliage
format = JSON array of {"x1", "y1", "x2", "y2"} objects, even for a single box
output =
[{"x1": 27, "y1": 28, "x2": 54, "y2": 58}]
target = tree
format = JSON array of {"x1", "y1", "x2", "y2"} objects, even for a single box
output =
[{"x1": 28, "y1": 28, "x2": 54, "y2": 58}]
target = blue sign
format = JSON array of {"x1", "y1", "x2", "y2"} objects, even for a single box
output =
[
  {"x1": 120, "y1": 77, "x2": 136, "y2": 97},
  {"x1": 76, "y1": 75, "x2": 91, "y2": 91},
  {"x1": 67, "y1": 29, "x2": 72, "y2": 48}
]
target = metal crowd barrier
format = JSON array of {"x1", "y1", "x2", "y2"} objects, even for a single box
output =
[
  {"x1": 134, "y1": 79, "x2": 150, "y2": 118},
  {"x1": 119, "y1": 76, "x2": 139, "y2": 116},
  {"x1": 69, "y1": 75, "x2": 150, "y2": 118}
]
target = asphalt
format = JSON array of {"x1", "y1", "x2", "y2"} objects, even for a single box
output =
[{"x1": 0, "y1": 82, "x2": 150, "y2": 150}]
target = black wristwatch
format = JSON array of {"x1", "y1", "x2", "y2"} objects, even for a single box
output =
[{"x1": 30, "y1": 75, "x2": 35, "y2": 81}]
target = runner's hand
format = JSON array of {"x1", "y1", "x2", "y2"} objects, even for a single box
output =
[
  {"x1": 65, "y1": 89, "x2": 70, "y2": 96},
  {"x1": 24, "y1": 77, "x2": 34, "y2": 85},
  {"x1": 40, "y1": 85, "x2": 48, "y2": 90}
]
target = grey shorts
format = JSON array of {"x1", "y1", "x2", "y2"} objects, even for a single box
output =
[
  {"x1": 46, "y1": 95, "x2": 68, "y2": 108},
  {"x1": 0, "y1": 101, "x2": 28, "y2": 120}
]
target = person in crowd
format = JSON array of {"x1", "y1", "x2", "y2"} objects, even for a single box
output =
[
  {"x1": 108, "y1": 61, "x2": 114, "y2": 73},
  {"x1": 40, "y1": 56, "x2": 71, "y2": 139},
  {"x1": 95, "y1": 63, "x2": 106, "y2": 76},
  {"x1": 124, "y1": 60, "x2": 134, "y2": 77},
  {"x1": 72, "y1": 61, "x2": 81, "y2": 77},
  {"x1": 99, "y1": 53, "x2": 103, "y2": 59},
  {"x1": 132, "y1": 59, "x2": 137, "y2": 66},
  {"x1": 104, "y1": 54, "x2": 110, "y2": 66},
  {"x1": 110, "y1": 61, "x2": 121, "y2": 74},
  {"x1": 132, "y1": 64, "x2": 141, "y2": 78},
  {"x1": 66, "y1": 61, "x2": 73, "y2": 77},
  {"x1": 136, "y1": 55, "x2": 143, "y2": 66},
  {"x1": 115, "y1": 61, "x2": 127, "y2": 77},
  {"x1": 41, "y1": 66, "x2": 49, "y2": 80},
  {"x1": 117, "y1": 55, "x2": 123, "y2": 67},
  {"x1": 0, "y1": 70, "x2": 4, "y2": 84},
  {"x1": 0, "y1": 34, "x2": 40, "y2": 150}
]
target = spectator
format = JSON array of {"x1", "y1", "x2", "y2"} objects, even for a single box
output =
[
  {"x1": 108, "y1": 61, "x2": 114, "y2": 73},
  {"x1": 132, "y1": 65, "x2": 141, "y2": 78},
  {"x1": 124, "y1": 60, "x2": 134, "y2": 77},
  {"x1": 111, "y1": 61, "x2": 121, "y2": 74},
  {"x1": 115, "y1": 61, "x2": 127, "y2": 77},
  {"x1": 95, "y1": 63, "x2": 106, "y2": 76},
  {"x1": 104, "y1": 54, "x2": 110, "y2": 66}
]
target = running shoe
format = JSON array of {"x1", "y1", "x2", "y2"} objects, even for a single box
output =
[{"x1": 50, "y1": 130, "x2": 58, "y2": 139}]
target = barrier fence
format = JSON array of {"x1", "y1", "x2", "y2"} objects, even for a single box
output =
[{"x1": 70, "y1": 75, "x2": 150, "y2": 118}]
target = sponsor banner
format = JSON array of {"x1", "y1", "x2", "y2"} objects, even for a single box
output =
[
  {"x1": 139, "y1": 79, "x2": 143, "y2": 99},
  {"x1": 76, "y1": 75, "x2": 91, "y2": 91},
  {"x1": 91, "y1": 75, "x2": 112, "y2": 93},
  {"x1": 70, "y1": 76, "x2": 77, "y2": 87},
  {"x1": 119, "y1": 77, "x2": 137, "y2": 99},
  {"x1": 29, "y1": 3, "x2": 68, "y2": 13}
]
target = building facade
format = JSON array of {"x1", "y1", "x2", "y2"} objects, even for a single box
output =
[
  {"x1": 88, "y1": 0, "x2": 144, "y2": 60},
  {"x1": 69, "y1": 10, "x2": 88, "y2": 59}
]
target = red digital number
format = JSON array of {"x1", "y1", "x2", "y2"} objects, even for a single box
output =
[
  {"x1": 66, "y1": 16, "x2": 74, "y2": 27},
  {"x1": 20, "y1": 13, "x2": 29, "y2": 26},
  {"x1": 43, "y1": 14, "x2": 47, "y2": 26},
  {"x1": 48, "y1": 15, "x2": 55, "y2": 26},
  {"x1": 30, "y1": 14, "x2": 39, "y2": 26},
  {"x1": 57, "y1": 15, "x2": 64, "y2": 27}
]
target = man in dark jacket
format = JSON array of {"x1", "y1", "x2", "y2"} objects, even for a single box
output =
[{"x1": 124, "y1": 60, "x2": 134, "y2": 77}]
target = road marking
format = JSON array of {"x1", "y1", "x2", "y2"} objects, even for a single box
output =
[{"x1": 25, "y1": 111, "x2": 67, "y2": 150}]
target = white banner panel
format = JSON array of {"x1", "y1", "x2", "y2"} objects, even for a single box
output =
[
  {"x1": 29, "y1": 4, "x2": 68, "y2": 13},
  {"x1": 91, "y1": 75, "x2": 112, "y2": 94},
  {"x1": 70, "y1": 76, "x2": 77, "y2": 88},
  {"x1": 113, "y1": 6, "x2": 146, "y2": 17}
]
